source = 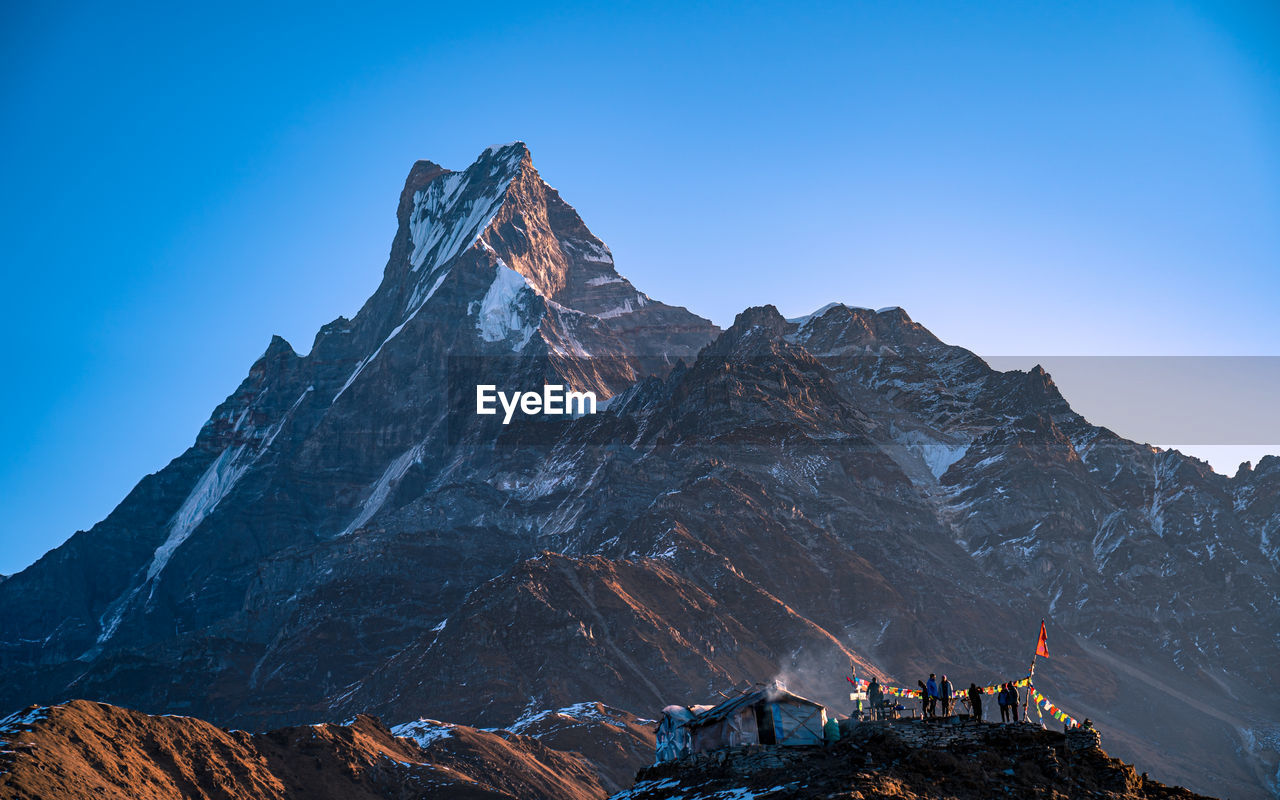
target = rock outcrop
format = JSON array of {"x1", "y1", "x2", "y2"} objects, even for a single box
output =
[{"x1": 620, "y1": 718, "x2": 1214, "y2": 800}]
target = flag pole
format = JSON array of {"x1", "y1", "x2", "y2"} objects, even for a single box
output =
[
  {"x1": 1027, "y1": 618, "x2": 1048, "y2": 724},
  {"x1": 1021, "y1": 653, "x2": 1033, "y2": 722},
  {"x1": 1024, "y1": 653, "x2": 1034, "y2": 723}
]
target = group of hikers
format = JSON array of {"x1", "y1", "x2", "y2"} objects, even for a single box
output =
[{"x1": 863, "y1": 673, "x2": 1028, "y2": 723}]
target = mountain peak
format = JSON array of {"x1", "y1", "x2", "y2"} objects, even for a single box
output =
[
  {"x1": 786, "y1": 302, "x2": 844, "y2": 324},
  {"x1": 786, "y1": 303, "x2": 916, "y2": 327},
  {"x1": 396, "y1": 160, "x2": 449, "y2": 221},
  {"x1": 481, "y1": 140, "x2": 531, "y2": 160},
  {"x1": 263, "y1": 334, "x2": 295, "y2": 358},
  {"x1": 386, "y1": 141, "x2": 650, "y2": 322},
  {"x1": 318, "y1": 141, "x2": 718, "y2": 405},
  {"x1": 729, "y1": 304, "x2": 787, "y2": 332},
  {"x1": 393, "y1": 145, "x2": 531, "y2": 232},
  {"x1": 703, "y1": 304, "x2": 789, "y2": 358}
]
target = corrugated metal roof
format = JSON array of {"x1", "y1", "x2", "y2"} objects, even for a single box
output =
[{"x1": 688, "y1": 687, "x2": 824, "y2": 727}]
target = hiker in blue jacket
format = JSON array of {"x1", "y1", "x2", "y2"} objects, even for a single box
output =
[
  {"x1": 925, "y1": 674, "x2": 939, "y2": 719},
  {"x1": 998, "y1": 684, "x2": 1010, "y2": 722}
]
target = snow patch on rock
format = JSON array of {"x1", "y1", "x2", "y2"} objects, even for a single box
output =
[
  {"x1": 595, "y1": 294, "x2": 649, "y2": 320},
  {"x1": 335, "y1": 269, "x2": 452, "y2": 404},
  {"x1": 339, "y1": 442, "x2": 426, "y2": 537},
  {"x1": 893, "y1": 429, "x2": 970, "y2": 481},
  {"x1": 506, "y1": 701, "x2": 628, "y2": 735},
  {"x1": 0, "y1": 706, "x2": 50, "y2": 743},
  {"x1": 94, "y1": 388, "x2": 312, "y2": 650},
  {"x1": 475, "y1": 263, "x2": 538, "y2": 351},
  {"x1": 392, "y1": 718, "x2": 456, "y2": 748},
  {"x1": 147, "y1": 445, "x2": 251, "y2": 584},
  {"x1": 408, "y1": 150, "x2": 520, "y2": 276},
  {"x1": 786, "y1": 302, "x2": 850, "y2": 325},
  {"x1": 564, "y1": 238, "x2": 614, "y2": 264}
]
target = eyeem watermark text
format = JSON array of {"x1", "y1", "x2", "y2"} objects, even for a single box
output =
[{"x1": 476, "y1": 384, "x2": 597, "y2": 424}]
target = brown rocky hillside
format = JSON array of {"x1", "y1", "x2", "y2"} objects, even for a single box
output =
[{"x1": 0, "y1": 700, "x2": 624, "y2": 800}]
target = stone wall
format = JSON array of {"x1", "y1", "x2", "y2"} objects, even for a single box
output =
[
  {"x1": 842, "y1": 717, "x2": 1100, "y2": 753},
  {"x1": 1067, "y1": 727, "x2": 1103, "y2": 751},
  {"x1": 639, "y1": 717, "x2": 1105, "y2": 785}
]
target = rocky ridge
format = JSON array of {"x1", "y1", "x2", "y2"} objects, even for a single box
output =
[
  {"x1": 617, "y1": 717, "x2": 1215, "y2": 800},
  {"x1": 0, "y1": 699, "x2": 650, "y2": 800}
]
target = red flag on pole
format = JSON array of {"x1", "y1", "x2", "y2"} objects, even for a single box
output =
[{"x1": 1036, "y1": 620, "x2": 1050, "y2": 658}]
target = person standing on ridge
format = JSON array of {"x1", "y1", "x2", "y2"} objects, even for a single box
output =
[
  {"x1": 940, "y1": 675, "x2": 954, "y2": 717},
  {"x1": 997, "y1": 683, "x2": 1009, "y2": 722},
  {"x1": 925, "y1": 674, "x2": 939, "y2": 719},
  {"x1": 1009, "y1": 682, "x2": 1022, "y2": 723},
  {"x1": 968, "y1": 682, "x2": 982, "y2": 722},
  {"x1": 867, "y1": 676, "x2": 883, "y2": 721}
]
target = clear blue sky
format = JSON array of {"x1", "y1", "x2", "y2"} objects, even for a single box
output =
[{"x1": 2, "y1": 1, "x2": 1278, "y2": 574}]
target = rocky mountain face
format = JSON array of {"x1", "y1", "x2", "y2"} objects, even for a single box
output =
[
  {"x1": 0, "y1": 142, "x2": 718, "y2": 729},
  {"x1": 1, "y1": 144, "x2": 1277, "y2": 799}
]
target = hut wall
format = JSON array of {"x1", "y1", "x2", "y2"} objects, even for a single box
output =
[{"x1": 772, "y1": 701, "x2": 827, "y2": 746}]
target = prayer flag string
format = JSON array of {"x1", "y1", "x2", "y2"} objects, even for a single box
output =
[{"x1": 849, "y1": 675, "x2": 1079, "y2": 727}]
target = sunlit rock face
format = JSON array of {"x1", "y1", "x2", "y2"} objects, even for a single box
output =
[
  {"x1": 0, "y1": 699, "x2": 629, "y2": 800},
  {"x1": 0, "y1": 144, "x2": 1275, "y2": 799}
]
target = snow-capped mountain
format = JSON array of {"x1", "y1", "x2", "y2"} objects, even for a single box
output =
[
  {"x1": 0, "y1": 140, "x2": 717, "y2": 725},
  {"x1": 1, "y1": 144, "x2": 1276, "y2": 799}
]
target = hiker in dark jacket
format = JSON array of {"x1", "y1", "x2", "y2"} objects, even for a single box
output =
[
  {"x1": 968, "y1": 683, "x2": 982, "y2": 722},
  {"x1": 1009, "y1": 683, "x2": 1022, "y2": 722},
  {"x1": 997, "y1": 684, "x2": 1009, "y2": 722},
  {"x1": 925, "y1": 674, "x2": 939, "y2": 718},
  {"x1": 867, "y1": 676, "x2": 883, "y2": 720},
  {"x1": 940, "y1": 675, "x2": 954, "y2": 716}
]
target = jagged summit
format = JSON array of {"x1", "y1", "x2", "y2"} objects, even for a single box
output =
[
  {"x1": 380, "y1": 141, "x2": 639, "y2": 314},
  {"x1": 786, "y1": 302, "x2": 913, "y2": 326},
  {"x1": 0, "y1": 142, "x2": 722, "y2": 690},
  {"x1": 705, "y1": 304, "x2": 791, "y2": 356},
  {"x1": 329, "y1": 143, "x2": 718, "y2": 400},
  {"x1": 785, "y1": 301, "x2": 844, "y2": 324}
]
